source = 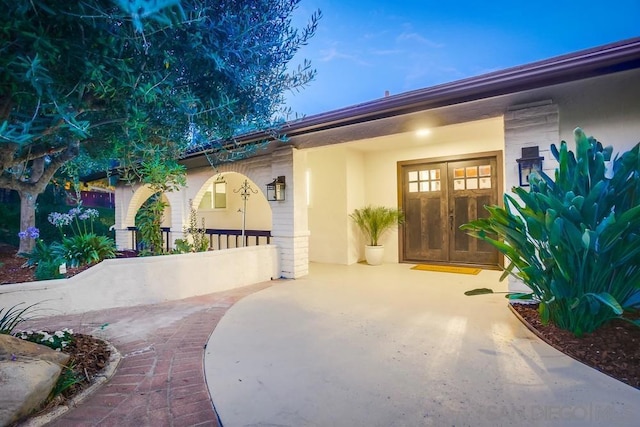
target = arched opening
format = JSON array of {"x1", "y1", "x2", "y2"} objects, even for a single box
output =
[
  {"x1": 123, "y1": 186, "x2": 172, "y2": 251},
  {"x1": 191, "y1": 172, "x2": 272, "y2": 249}
]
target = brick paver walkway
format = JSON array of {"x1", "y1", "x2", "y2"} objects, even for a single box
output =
[{"x1": 21, "y1": 281, "x2": 273, "y2": 426}]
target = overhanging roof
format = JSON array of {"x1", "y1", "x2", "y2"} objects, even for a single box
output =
[
  {"x1": 280, "y1": 37, "x2": 640, "y2": 138},
  {"x1": 92, "y1": 37, "x2": 640, "y2": 176},
  {"x1": 185, "y1": 36, "x2": 640, "y2": 154}
]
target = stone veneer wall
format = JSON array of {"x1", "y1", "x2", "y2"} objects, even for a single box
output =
[{"x1": 503, "y1": 101, "x2": 559, "y2": 293}]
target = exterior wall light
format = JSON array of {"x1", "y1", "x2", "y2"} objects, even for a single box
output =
[
  {"x1": 516, "y1": 146, "x2": 544, "y2": 187},
  {"x1": 266, "y1": 176, "x2": 286, "y2": 201}
]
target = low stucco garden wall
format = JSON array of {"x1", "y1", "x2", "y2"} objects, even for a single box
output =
[{"x1": 0, "y1": 245, "x2": 280, "y2": 316}]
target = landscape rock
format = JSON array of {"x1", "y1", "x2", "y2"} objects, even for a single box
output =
[{"x1": 0, "y1": 334, "x2": 69, "y2": 426}]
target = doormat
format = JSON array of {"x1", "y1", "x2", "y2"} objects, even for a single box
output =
[{"x1": 411, "y1": 264, "x2": 481, "y2": 275}]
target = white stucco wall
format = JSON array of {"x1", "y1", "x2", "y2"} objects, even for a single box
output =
[
  {"x1": 346, "y1": 149, "x2": 366, "y2": 265},
  {"x1": 307, "y1": 146, "x2": 350, "y2": 264},
  {"x1": 0, "y1": 246, "x2": 279, "y2": 315},
  {"x1": 112, "y1": 148, "x2": 307, "y2": 279},
  {"x1": 556, "y1": 69, "x2": 640, "y2": 155}
]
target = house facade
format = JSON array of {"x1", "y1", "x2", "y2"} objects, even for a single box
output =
[{"x1": 113, "y1": 37, "x2": 640, "y2": 280}]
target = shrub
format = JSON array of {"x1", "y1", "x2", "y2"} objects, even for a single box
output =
[
  {"x1": 462, "y1": 128, "x2": 640, "y2": 336},
  {"x1": 52, "y1": 363, "x2": 83, "y2": 397},
  {"x1": 173, "y1": 202, "x2": 209, "y2": 253},
  {"x1": 173, "y1": 238, "x2": 193, "y2": 254},
  {"x1": 37, "y1": 192, "x2": 114, "y2": 244},
  {"x1": 52, "y1": 233, "x2": 116, "y2": 268},
  {"x1": 15, "y1": 328, "x2": 74, "y2": 351},
  {"x1": 35, "y1": 259, "x2": 65, "y2": 280},
  {"x1": 20, "y1": 238, "x2": 60, "y2": 267},
  {"x1": 45, "y1": 206, "x2": 116, "y2": 267},
  {"x1": 18, "y1": 232, "x2": 66, "y2": 280},
  {"x1": 136, "y1": 195, "x2": 167, "y2": 255}
]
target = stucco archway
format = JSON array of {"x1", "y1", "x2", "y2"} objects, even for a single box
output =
[
  {"x1": 118, "y1": 185, "x2": 172, "y2": 250},
  {"x1": 189, "y1": 172, "x2": 272, "y2": 249},
  {"x1": 123, "y1": 185, "x2": 172, "y2": 228}
]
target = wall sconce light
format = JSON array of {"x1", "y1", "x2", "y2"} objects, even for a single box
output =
[
  {"x1": 266, "y1": 176, "x2": 286, "y2": 201},
  {"x1": 516, "y1": 146, "x2": 544, "y2": 187}
]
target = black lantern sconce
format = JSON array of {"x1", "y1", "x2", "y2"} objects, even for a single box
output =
[
  {"x1": 516, "y1": 146, "x2": 544, "y2": 187},
  {"x1": 266, "y1": 176, "x2": 286, "y2": 201}
]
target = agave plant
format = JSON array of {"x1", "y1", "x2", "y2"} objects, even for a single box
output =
[{"x1": 462, "y1": 128, "x2": 640, "y2": 336}]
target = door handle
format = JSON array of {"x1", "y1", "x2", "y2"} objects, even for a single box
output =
[{"x1": 449, "y1": 214, "x2": 454, "y2": 230}]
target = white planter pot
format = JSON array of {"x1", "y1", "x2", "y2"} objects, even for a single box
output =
[{"x1": 364, "y1": 245, "x2": 385, "y2": 265}]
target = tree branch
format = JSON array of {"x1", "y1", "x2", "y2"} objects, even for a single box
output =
[
  {"x1": 0, "y1": 140, "x2": 79, "y2": 194},
  {"x1": 0, "y1": 142, "x2": 20, "y2": 172}
]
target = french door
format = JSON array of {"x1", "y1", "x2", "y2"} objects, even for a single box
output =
[{"x1": 399, "y1": 153, "x2": 501, "y2": 267}]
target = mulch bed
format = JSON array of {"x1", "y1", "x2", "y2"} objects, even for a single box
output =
[
  {"x1": 34, "y1": 333, "x2": 112, "y2": 414},
  {"x1": 0, "y1": 244, "x2": 135, "y2": 285},
  {"x1": 511, "y1": 303, "x2": 640, "y2": 389}
]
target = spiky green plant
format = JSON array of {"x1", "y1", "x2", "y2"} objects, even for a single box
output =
[
  {"x1": 462, "y1": 128, "x2": 640, "y2": 336},
  {"x1": 0, "y1": 303, "x2": 38, "y2": 335},
  {"x1": 51, "y1": 362, "x2": 83, "y2": 397},
  {"x1": 20, "y1": 239, "x2": 60, "y2": 268},
  {"x1": 350, "y1": 205, "x2": 404, "y2": 246},
  {"x1": 52, "y1": 234, "x2": 116, "y2": 268}
]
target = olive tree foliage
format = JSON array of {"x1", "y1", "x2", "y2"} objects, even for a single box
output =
[{"x1": 0, "y1": 0, "x2": 320, "y2": 253}]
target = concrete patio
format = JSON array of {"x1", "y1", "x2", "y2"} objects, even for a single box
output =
[
  {"x1": 205, "y1": 262, "x2": 640, "y2": 426},
  {"x1": 13, "y1": 261, "x2": 640, "y2": 426}
]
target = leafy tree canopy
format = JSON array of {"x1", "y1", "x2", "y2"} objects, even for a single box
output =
[{"x1": 0, "y1": 0, "x2": 320, "y2": 251}]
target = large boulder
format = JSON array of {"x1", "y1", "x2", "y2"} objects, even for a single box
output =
[{"x1": 0, "y1": 334, "x2": 70, "y2": 426}]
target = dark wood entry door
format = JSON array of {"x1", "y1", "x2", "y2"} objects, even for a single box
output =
[
  {"x1": 403, "y1": 163, "x2": 448, "y2": 262},
  {"x1": 400, "y1": 155, "x2": 499, "y2": 267}
]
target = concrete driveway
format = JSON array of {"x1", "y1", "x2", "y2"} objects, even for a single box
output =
[{"x1": 205, "y1": 262, "x2": 640, "y2": 427}]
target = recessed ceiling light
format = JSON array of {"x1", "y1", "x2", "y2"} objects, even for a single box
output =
[{"x1": 416, "y1": 129, "x2": 431, "y2": 137}]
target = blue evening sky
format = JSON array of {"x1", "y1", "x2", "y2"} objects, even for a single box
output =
[{"x1": 284, "y1": 0, "x2": 640, "y2": 116}]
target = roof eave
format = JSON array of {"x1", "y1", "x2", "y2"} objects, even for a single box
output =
[
  {"x1": 96, "y1": 37, "x2": 640, "y2": 175},
  {"x1": 278, "y1": 37, "x2": 640, "y2": 138}
]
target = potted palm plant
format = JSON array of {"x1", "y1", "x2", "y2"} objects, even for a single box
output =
[{"x1": 350, "y1": 205, "x2": 404, "y2": 265}]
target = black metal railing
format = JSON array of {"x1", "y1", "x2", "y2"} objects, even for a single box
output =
[
  {"x1": 126, "y1": 227, "x2": 271, "y2": 251},
  {"x1": 205, "y1": 228, "x2": 271, "y2": 250},
  {"x1": 127, "y1": 226, "x2": 171, "y2": 252}
]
